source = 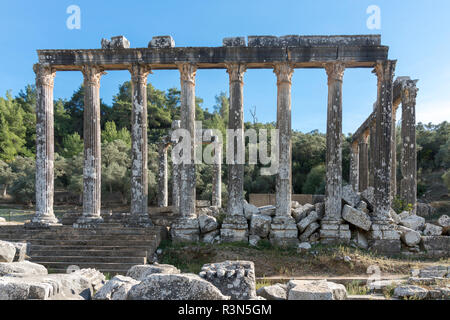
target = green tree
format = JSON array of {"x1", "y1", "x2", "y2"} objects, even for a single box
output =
[
  {"x1": 302, "y1": 164, "x2": 326, "y2": 194},
  {"x1": 61, "y1": 132, "x2": 83, "y2": 158}
]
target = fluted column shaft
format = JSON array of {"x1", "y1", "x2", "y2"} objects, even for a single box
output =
[
  {"x1": 349, "y1": 141, "x2": 359, "y2": 192},
  {"x1": 157, "y1": 142, "x2": 169, "y2": 207},
  {"x1": 369, "y1": 122, "x2": 376, "y2": 188},
  {"x1": 391, "y1": 107, "x2": 398, "y2": 199},
  {"x1": 373, "y1": 60, "x2": 396, "y2": 220},
  {"x1": 274, "y1": 63, "x2": 294, "y2": 217},
  {"x1": 177, "y1": 63, "x2": 197, "y2": 218},
  {"x1": 324, "y1": 62, "x2": 345, "y2": 221},
  {"x1": 358, "y1": 134, "x2": 369, "y2": 192},
  {"x1": 32, "y1": 64, "x2": 59, "y2": 226},
  {"x1": 226, "y1": 63, "x2": 246, "y2": 216},
  {"x1": 171, "y1": 120, "x2": 181, "y2": 213},
  {"x1": 79, "y1": 65, "x2": 105, "y2": 225},
  {"x1": 211, "y1": 136, "x2": 222, "y2": 208},
  {"x1": 400, "y1": 80, "x2": 418, "y2": 212}
]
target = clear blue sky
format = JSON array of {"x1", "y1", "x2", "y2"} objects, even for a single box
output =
[{"x1": 1, "y1": 0, "x2": 449, "y2": 133}]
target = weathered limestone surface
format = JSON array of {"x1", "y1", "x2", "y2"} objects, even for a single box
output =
[
  {"x1": 209, "y1": 132, "x2": 222, "y2": 208},
  {"x1": 324, "y1": 62, "x2": 345, "y2": 222},
  {"x1": 438, "y1": 215, "x2": 450, "y2": 235},
  {"x1": 126, "y1": 264, "x2": 180, "y2": 281},
  {"x1": 171, "y1": 120, "x2": 181, "y2": 213},
  {"x1": 400, "y1": 79, "x2": 419, "y2": 212},
  {"x1": 349, "y1": 142, "x2": 359, "y2": 192},
  {"x1": 250, "y1": 214, "x2": 271, "y2": 238},
  {"x1": 0, "y1": 240, "x2": 16, "y2": 263},
  {"x1": 127, "y1": 273, "x2": 229, "y2": 300},
  {"x1": 148, "y1": 36, "x2": 175, "y2": 48},
  {"x1": 93, "y1": 275, "x2": 139, "y2": 300},
  {"x1": 274, "y1": 62, "x2": 294, "y2": 217},
  {"x1": 129, "y1": 64, "x2": 153, "y2": 226},
  {"x1": 358, "y1": 134, "x2": 369, "y2": 192},
  {"x1": 287, "y1": 280, "x2": 347, "y2": 300},
  {"x1": 76, "y1": 65, "x2": 106, "y2": 227},
  {"x1": 199, "y1": 261, "x2": 256, "y2": 300},
  {"x1": 0, "y1": 261, "x2": 48, "y2": 276},
  {"x1": 226, "y1": 63, "x2": 246, "y2": 217},
  {"x1": 372, "y1": 60, "x2": 396, "y2": 222},
  {"x1": 256, "y1": 283, "x2": 287, "y2": 300},
  {"x1": 270, "y1": 216, "x2": 298, "y2": 247},
  {"x1": 157, "y1": 136, "x2": 171, "y2": 207},
  {"x1": 101, "y1": 36, "x2": 130, "y2": 49},
  {"x1": 369, "y1": 122, "x2": 376, "y2": 188},
  {"x1": 31, "y1": 64, "x2": 59, "y2": 227},
  {"x1": 342, "y1": 205, "x2": 372, "y2": 231}
]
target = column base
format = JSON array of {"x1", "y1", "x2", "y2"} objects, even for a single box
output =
[
  {"x1": 367, "y1": 221, "x2": 401, "y2": 254},
  {"x1": 126, "y1": 213, "x2": 153, "y2": 228},
  {"x1": 25, "y1": 215, "x2": 61, "y2": 229},
  {"x1": 220, "y1": 215, "x2": 249, "y2": 243},
  {"x1": 320, "y1": 219, "x2": 351, "y2": 244},
  {"x1": 171, "y1": 216, "x2": 200, "y2": 243},
  {"x1": 73, "y1": 215, "x2": 104, "y2": 229},
  {"x1": 269, "y1": 216, "x2": 298, "y2": 247}
]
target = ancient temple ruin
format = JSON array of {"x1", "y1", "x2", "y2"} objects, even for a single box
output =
[{"x1": 27, "y1": 34, "x2": 424, "y2": 254}]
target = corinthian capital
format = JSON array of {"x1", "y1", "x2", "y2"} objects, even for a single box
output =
[
  {"x1": 129, "y1": 63, "x2": 151, "y2": 84},
  {"x1": 176, "y1": 62, "x2": 197, "y2": 85},
  {"x1": 225, "y1": 63, "x2": 247, "y2": 83},
  {"x1": 81, "y1": 65, "x2": 106, "y2": 87},
  {"x1": 324, "y1": 62, "x2": 345, "y2": 84},
  {"x1": 402, "y1": 79, "x2": 419, "y2": 105},
  {"x1": 372, "y1": 60, "x2": 396, "y2": 84},
  {"x1": 273, "y1": 62, "x2": 294, "y2": 85},
  {"x1": 33, "y1": 64, "x2": 56, "y2": 88}
]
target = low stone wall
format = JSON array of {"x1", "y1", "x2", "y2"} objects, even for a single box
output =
[{"x1": 249, "y1": 194, "x2": 325, "y2": 207}]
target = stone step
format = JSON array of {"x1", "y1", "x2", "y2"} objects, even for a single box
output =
[
  {"x1": 36, "y1": 261, "x2": 140, "y2": 272},
  {"x1": 29, "y1": 249, "x2": 149, "y2": 257},
  {"x1": 6, "y1": 239, "x2": 158, "y2": 247},
  {"x1": 0, "y1": 234, "x2": 158, "y2": 241},
  {"x1": 30, "y1": 255, "x2": 146, "y2": 264},
  {"x1": 0, "y1": 228, "x2": 162, "y2": 236},
  {"x1": 48, "y1": 268, "x2": 128, "y2": 276},
  {"x1": 29, "y1": 245, "x2": 152, "y2": 251}
]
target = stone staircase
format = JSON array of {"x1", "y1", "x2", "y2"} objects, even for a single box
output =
[{"x1": 0, "y1": 221, "x2": 167, "y2": 275}]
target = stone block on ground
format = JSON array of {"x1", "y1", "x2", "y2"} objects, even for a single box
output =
[
  {"x1": 299, "y1": 222, "x2": 320, "y2": 242},
  {"x1": 11, "y1": 242, "x2": 28, "y2": 262},
  {"x1": 423, "y1": 223, "x2": 443, "y2": 236},
  {"x1": 393, "y1": 285, "x2": 429, "y2": 300},
  {"x1": 417, "y1": 265, "x2": 448, "y2": 278},
  {"x1": 342, "y1": 185, "x2": 361, "y2": 207},
  {"x1": 315, "y1": 202, "x2": 325, "y2": 219},
  {"x1": 368, "y1": 279, "x2": 407, "y2": 293},
  {"x1": 93, "y1": 275, "x2": 139, "y2": 300},
  {"x1": 292, "y1": 204, "x2": 314, "y2": 223},
  {"x1": 342, "y1": 205, "x2": 372, "y2": 231},
  {"x1": 256, "y1": 283, "x2": 287, "y2": 300},
  {"x1": 201, "y1": 229, "x2": 220, "y2": 244},
  {"x1": 369, "y1": 239, "x2": 401, "y2": 254},
  {"x1": 297, "y1": 242, "x2": 311, "y2": 253},
  {"x1": 243, "y1": 200, "x2": 260, "y2": 220},
  {"x1": 0, "y1": 240, "x2": 16, "y2": 263},
  {"x1": 270, "y1": 216, "x2": 298, "y2": 247},
  {"x1": 199, "y1": 260, "x2": 256, "y2": 300},
  {"x1": 437, "y1": 215, "x2": 450, "y2": 235},
  {"x1": 327, "y1": 281, "x2": 347, "y2": 300},
  {"x1": 127, "y1": 264, "x2": 180, "y2": 281},
  {"x1": 398, "y1": 226, "x2": 422, "y2": 247},
  {"x1": 259, "y1": 205, "x2": 276, "y2": 217},
  {"x1": 127, "y1": 273, "x2": 229, "y2": 300},
  {"x1": 198, "y1": 214, "x2": 218, "y2": 234},
  {"x1": 250, "y1": 214, "x2": 271, "y2": 238},
  {"x1": 0, "y1": 261, "x2": 47, "y2": 277},
  {"x1": 287, "y1": 280, "x2": 333, "y2": 300},
  {"x1": 297, "y1": 211, "x2": 319, "y2": 233},
  {"x1": 170, "y1": 217, "x2": 200, "y2": 242},
  {"x1": 421, "y1": 236, "x2": 450, "y2": 253},
  {"x1": 248, "y1": 235, "x2": 261, "y2": 247},
  {"x1": 360, "y1": 187, "x2": 375, "y2": 208},
  {"x1": 400, "y1": 215, "x2": 425, "y2": 231}
]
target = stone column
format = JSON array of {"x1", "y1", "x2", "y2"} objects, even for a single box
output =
[
  {"x1": 171, "y1": 63, "x2": 200, "y2": 242},
  {"x1": 171, "y1": 120, "x2": 181, "y2": 214},
  {"x1": 76, "y1": 65, "x2": 106, "y2": 227},
  {"x1": 400, "y1": 80, "x2": 418, "y2": 213},
  {"x1": 390, "y1": 106, "x2": 398, "y2": 200},
  {"x1": 28, "y1": 64, "x2": 59, "y2": 227},
  {"x1": 220, "y1": 63, "x2": 249, "y2": 243},
  {"x1": 269, "y1": 62, "x2": 298, "y2": 247},
  {"x1": 128, "y1": 64, "x2": 152, "y2": 226},
  {"x1": 369, "y1": 122, "x2": 376, "y2": 188},
  {"x1": 358, "y1": 132, "x2": 369, "y2": 192},
  {"x1": 211, "y1": 135, "x2": 222, "y2": 208},
  {"x1": 157, "y1": 137, "x2": 170, "y2": 207},
  {"x1": 349, "y1": 141, "x2": 359, "y2": 192},
  {"x1": 320, "y1": 62, "x2": 350, "y2": 244},
  {"x1": 369, "y1": 60, "x2": 400, "y2": 254}
]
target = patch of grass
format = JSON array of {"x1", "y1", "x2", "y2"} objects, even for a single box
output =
[
  {"x1": 255, "y1": 277, "x2": 271, "y2": 290},
  {"x1": 345, "y1": 280, "x2": 368, "y2": 295},
  {"x1": 382, "y1": 283, "x2": 397, "y2": 299}
]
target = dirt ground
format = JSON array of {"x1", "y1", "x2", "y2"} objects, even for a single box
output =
[{"x1": 158, "y1": 241, "x2": 449, "y2": 278}]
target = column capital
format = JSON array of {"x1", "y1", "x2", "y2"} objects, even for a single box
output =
[
  {"x1": 273, "y1": 62, "x2": 294, "y2": 85},
  {"x1": 129, "y1": 63, "x2": 151, "y2": 84},
  {"x1": 176, "y1": 62, "x2": 197, "y2": 85},
  {"x1": 225, "y1": 63, "x2": 247, "y2": 83},
  {"x1": 351, "y1": 140, "x2": 359, "y2": 153},
  {"x1": 324, "y1": 62, "x2": 345, "y2": 84},
  {"x1": 402, "y1": 80, "x2": 419, "y2": 105},
  {"x1": 33, "y1": 64, "x2": 56, "y2": 88},
  {"x1": 372, "y1": 60, "x2": 396, "y2": 83},
  {"x1": 81, "y1": 65, "x2": 106, "y2": 87}
]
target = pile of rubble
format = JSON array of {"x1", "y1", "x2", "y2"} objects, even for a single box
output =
[{"x1": 180, "y1": 186, "x2": 449, "y2": 256}]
